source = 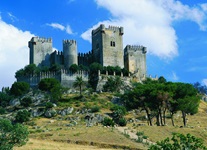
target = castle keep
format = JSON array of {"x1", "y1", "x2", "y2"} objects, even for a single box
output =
[{"x1": 23, "y1": 24, "x2": 147, "y2": 88}]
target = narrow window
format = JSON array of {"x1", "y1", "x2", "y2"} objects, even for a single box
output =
[{"x1": 110, "y1": 41, "x2": 115, "y2": 47}]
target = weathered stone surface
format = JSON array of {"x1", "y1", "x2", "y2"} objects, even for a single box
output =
[
  {"x1": 31, "y1": 108, "x2": 45, "y2": 117},
  {"x1": 9, "y1": 98, "x2": 20, "y2": 107},
  {"x1": 58, "y1": 107, "x2": 74, "y2": 116},
  {"x1": 44, "y1": 108, "x2": 57, "y2": 118},
  {"x1": 85, "y1": 113, "x2": 105, "y2": 127}
]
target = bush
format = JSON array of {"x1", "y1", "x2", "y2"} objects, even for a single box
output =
[
  {"x1": 102, "y1": 117, "x2": 114, "y2": 127},
  {"x1": 0, "y1": 92, "x2": 12, "y2": 107},
  {"x1": 20, "y1": 97, "x2": 32, "y2": 107},
  {"x1": 38, "y1": 78, "x2": 60, "y2": 92},
  {"x1": 10, "y1": 82, "x2": 30, "y2": 97},
  {"x1": 0, "y1": 107, "x2": 6, "y2": 114},
  {"x1": 45, "y1": 102, "x2": 54, "y2": 109},
  {"x1": 118, "y1": 118, "x2": 127, "y2": 126},
  {"x1": 0, "y1": 119, "x2": 29, "y2": 149},
  {"x1": 15, "y1": 110, "x2": 31, "y2": 123},
  {"x1": 90, "y1": 105, "x2": 100, "y2": 113},
  {"x1": 149, "y1": 133, "x2": 207, "y2": 150}
]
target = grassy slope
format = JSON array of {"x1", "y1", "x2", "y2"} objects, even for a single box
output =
[{"x1": 15, "y1": 93, "x2": 207, "y2": 149}]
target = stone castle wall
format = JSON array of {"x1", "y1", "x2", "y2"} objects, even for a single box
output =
[
  {"x1": 26, "y1": 24, "x2": 148, "y2": 90},
  {"x1": 92, "y1": 24, "x2": 124, "y2": 68},
  {"x1": 124, "y1": 45, "x2": 147, "y2": 78},
  {"x1": 29, "y1": 37, "x2": 53, "y2": 67}
]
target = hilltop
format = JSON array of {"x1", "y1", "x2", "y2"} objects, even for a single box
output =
[{"x1": 0, "y1": 88, "x2": 206, "y2": 149}]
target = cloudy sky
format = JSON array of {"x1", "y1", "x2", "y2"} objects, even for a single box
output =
[{"x1": 0, "y1": 0, "x2": 207, "y2": 89}]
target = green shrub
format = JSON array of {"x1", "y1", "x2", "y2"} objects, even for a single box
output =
[
  {"x1": 90, "y1": 105, "x2": 100, "y2": 113},
  {"x1": 102, "y1": 117, "x2": 114, "y2": 127},
  {"x1": 0, "y1": 92, "x2": 12, "y2": 107},
  {"x1": 10, "y1": 82, "x2": 30, "y2": 97},
  {"x1": 0, "y1": 107, "x2": 6, "y2": 114},
  {"x1": 45, "y1": 102, "x2": 54, "y2": 109},
  {"x1": 0, "y1": 119, "x2": 29, "y2": 149},
  {"x1": 20, "y1": 97, "x2": 32, "y2": 107},
  {"x1": 15, "y1": 110, "x2": 31, "y2": 123},
  {"x1": 38, "y1": 78, "x2": 60, "y2": 92},
  {"x1": 136, "y1": 131, "x2": 144, "y2": 136},
  {"x1": 118, "y1": 118, "x2": 127, "y2": 126}
]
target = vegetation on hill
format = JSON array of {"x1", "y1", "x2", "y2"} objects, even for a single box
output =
[
  {"x1": 0, "y1": 119, "x2": 29, "y2": 150},
  {"x1": 123, "y1": 77, "x2": 200, "y2": 127},
  {"x1": 2, "y1": 70, "x2": 207, "y2": 149}
]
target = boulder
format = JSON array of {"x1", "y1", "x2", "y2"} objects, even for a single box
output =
[
  {"x1": 9, "y1": 98, "x2": 20, "y2": 107},
  {"x1": 58, "y1": 107, "x2": 74, "y2": 116},
  {"x1": 44, "y1": 108, "x2": 57, "y2": 118}
]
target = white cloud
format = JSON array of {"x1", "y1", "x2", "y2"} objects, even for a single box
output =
[
  {"x1": 81, "y1": 0, "x2": 207, "y2": 59},
  {"x1": 66, "y1": 25, "x2": 73, "y2": 34},
  {"x1": 0, "y1": 18, "x2": 34, "y2": 89},
  {"x1": 47, "y1": 23, "x2": 73, "y2": 34},
  {"x1": 202, "y1": 79, "x2": 207, "y2": 86},
  {"x1": 7, "y1": 12, "x2": 18, "y2": 22},
  {"x1": 172, "y1": 71, "x2": 179, "y2": 81},
  {"x1": 47, "y1": 23, "x2": 65, "y2": 31}
]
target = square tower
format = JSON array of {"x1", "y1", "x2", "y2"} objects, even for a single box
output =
[
  {"x1": 92, "y1": 24, "x2": 124, "y2": 68},
  {"x1": 124, "y1": 45, "x2": 147, "y2": 78},
  {"x1": 28, "y1": 37, "x2": 53, "y2": 67}
]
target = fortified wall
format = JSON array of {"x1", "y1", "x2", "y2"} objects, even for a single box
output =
[{"x1": 18, "y1": 24, "x2": 149, "y2": 90}]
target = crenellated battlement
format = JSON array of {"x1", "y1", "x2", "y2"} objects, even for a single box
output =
[
  {"x1": 78, "y1": 51, "x2": 92, "y2": 57},
  {"x1": 63, "y1": 39, "x2": 76, "y2": 45},
  {"x1": 53, "y1": 50, "x2": 63, "y2": 56},
  {"x1": 92, "y1": 24, "x2": 124, "y2": 35},
  {"x1": 107, "y1": 25, "x2": 121, "y2": 31},
  {"x1": 30, "y1": 37, "x2": 52, "y2": 43},
  {"x1": 124, "y1": 45, "x2": 147, "y2": 53}
]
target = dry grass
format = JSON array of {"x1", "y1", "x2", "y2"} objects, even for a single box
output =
[
  {"x1": 127, "y1": 101, "x2": 207, "y2": 146},
  {"x1": 14, "y1": 138, "x2": 119, "y2": 150},
  {"x1": 14, "y1": 93, "x2": 207, "y2": 149},
  {"x1": 22, "y1": 117, "x2": 146, "y2": 150}
]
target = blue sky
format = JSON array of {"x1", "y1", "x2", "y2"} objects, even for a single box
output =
[{"x1": 0, "y1": 0, "x2": 207, "y2": 89}]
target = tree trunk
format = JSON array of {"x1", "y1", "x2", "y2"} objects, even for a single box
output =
[
  {"x1": 170, "y1": 112, "x2": 175, "y2": 126},
  {"x1": 163, "y1": 108, "x2": 166, "y2": 125},
  {"x1": 145, "y1": 108, "x2": 152, "y2": 126},
  {"x1": 156, "y1": 114, "x2": 160, "y2": 126},
  {"x1": 182, "y1": 111, "x2": 187, "y2": 127},
  {"x1": 159, "y1": 108, "x2": 163, "y2": 126},
  {"x1": 79, "y1": 85, "x2": 82, "y2": 95}
]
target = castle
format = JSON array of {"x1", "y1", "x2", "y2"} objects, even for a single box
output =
[{"x1": 18, "y1": 24, "x2": 147, "y2": 89}]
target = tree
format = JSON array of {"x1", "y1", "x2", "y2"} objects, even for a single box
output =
[
  {"x1": 69, "y1": 64, "x2": 79, "y2": 73},
  {"x1": 123, "y1": 83, "x2": 155, "y2": 126},
  {"x1": 174, "y1": 82, "x2": 200, "y2": 126},
  {"x1": 10, "y1": 82, "x2": 30, "y2": 97},
  {"x1": 149, "y1": 133, "x2": 207, "y2": 150},
  {"x1": 0, "y1": 92, "x2": 12, "y2": 107},
  {"x1": 38, "y1": 78, "x2": 60, "y2": 92},
  {"x1": 0, "y1": 119, "x2": 29, "y2": 149},
  {"x1": 20, "y1": 97, "x2": 32, "y2": 107},
  {"x1": 24, "y1": 64, "x2": 39, "y2": 75},
  {"x1": 88, "y1": 62, "x2": 103, "y2": 90},
  {"x1": 103, "y1": 76, "x2": 123, "y2": 92},
  {"x1": 15, "y1": 110, "x2": 31, "y2": 123},
  {"x1": 73, "y1": 76, "x2": 86, "y2": 95},
  {"x1": 49, "y1": 64, "x2": 61, "y2": 72}
]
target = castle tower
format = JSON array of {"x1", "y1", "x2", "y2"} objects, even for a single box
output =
[
  {"x1": 28, "y1": 37, "x2": 53, "y2": 67},
  {"x1": 92, "y1": 24, "x2": 124, "y2": 68},
  {"x1": 124, "y1": 45, "x2": 147, "y2": 78},
  {"x1": 63, "y1": 40, "x2": 77, "y2": 68}
]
